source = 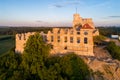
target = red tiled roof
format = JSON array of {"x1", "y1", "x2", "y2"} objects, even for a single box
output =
[{"x1": 82, "y1": 23, "x2": 93, "y2": 29}]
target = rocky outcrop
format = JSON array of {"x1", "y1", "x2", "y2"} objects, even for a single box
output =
[
  {"x1": 83, "y1": 57, "x2": 120, "y2": 80},
  {"x1": 93, "y1": 46, "x2": 111, "y2": 59}
]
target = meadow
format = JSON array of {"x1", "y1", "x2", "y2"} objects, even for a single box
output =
[{"x1": 0, "y1": 35, "x2": 15, "y2": 56}]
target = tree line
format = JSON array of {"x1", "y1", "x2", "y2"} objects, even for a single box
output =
[
  {"x1": 0, "y1": 27, "x2": 52, "y2": 35},
  {"x1": 98, "y1": 27, "x2": 120, "y2": 36},
  {"x1": 0, "y1": 26, "x2": 120, "y2": 36}
]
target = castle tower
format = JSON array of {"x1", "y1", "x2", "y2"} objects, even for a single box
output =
[{"x1": 73, "y1": 14, "x2": 82, "y2": 28}]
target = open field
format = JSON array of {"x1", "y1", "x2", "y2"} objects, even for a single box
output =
[{"x1": 0, "y1": 35, "x2": 15, "y2": 56}]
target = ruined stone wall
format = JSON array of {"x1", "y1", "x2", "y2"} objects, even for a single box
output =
[
  {"x1": 15, "y1": 32, "x2": 47, "y2": 53},
  {"x1": 15, "y1": 13, "x2": 99, "y2": 56},
  {"x1": 47, "y1": 28, "x2": 94, "y2": 56},
  {"x1": 15, "y1": 32, "x2": 35, "y2": 53}
]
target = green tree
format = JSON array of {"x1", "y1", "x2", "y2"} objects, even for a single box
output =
[
  {"x1": 0, "y1": 50, "x2": 22, "y2": 80},
  {"x1": 93, "y1": 35, "x2": 106, "y2": 45},
  {"x1": 59, "y1": 53, "x2": 90, "y2": 80},
  {"x1": 46, "y1": 53, "x2": 90, "y2": 80},
  {"x1": 106, "y1": 41, "x2": 120, "y2": 60},
  {"x1": 45, "y1": 56, "x2": 63, "y2": 80},
  {"x1": 21, "y1": 32, "x2": 50, "y2": 80}
]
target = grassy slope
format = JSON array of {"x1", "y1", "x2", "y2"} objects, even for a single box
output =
[{"x1": 0, "y1": 35, "x2": 15, "y2": 56}]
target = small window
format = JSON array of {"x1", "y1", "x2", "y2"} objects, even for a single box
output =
[
  {"x1": 58, "y1": 36, "x2": 60, "y2": 42},
  {"x1": 70, "y1": 37, "x2": 73, "y2": 43},
  {"x1": 58, "y1": 30, "x2": 60, "y2": 34},
  {"x1": 84, "y1": 37, "x2": 88, "y2": 44},
  {"x1": 77, "y1": 37, "x2": 80, "y2": 43},
  {"x1": 64, "y1": 36, "x2": 67, "y2": 42},
  {"x1": 77, "y1": 32, "x2": 80, "y2": 35},
  {"x1": 18, "y1": 34, "x2": 22, "y2": 40},
  {"x1": 51, "y1": 45, "x2": 53, "y2": 49},
  {"x1": 51, "y1": 36, "x2": 53, "y2": 42},
  {"x1": 84, "y1": 31, "x2": 88, "y2": 35},
  {"x1": 64, "y1": 46, "x2": 67, "y2": 50},
  {"x1": 76, "y1": 26, "x2": 81, "y2": 31}
]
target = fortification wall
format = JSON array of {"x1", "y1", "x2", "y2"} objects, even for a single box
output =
[
  {"x1": 47, "y1": 28, "x2": 94, "y2": 56},
  {"x1": 15, "y1": 13, "x2": 99, "y2": 56},
  {"x1": 15, "y1": 32, "x2": 35, "y2": 53}
]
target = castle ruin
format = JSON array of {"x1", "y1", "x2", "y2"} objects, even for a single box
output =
[{"x1": 15, "y1": 13, "x2": 99, "y2": 56}]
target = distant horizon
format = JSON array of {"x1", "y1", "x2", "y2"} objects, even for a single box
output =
[
  {"x1": 0, "y1": 25, "x2": 120, "y2": 28},
  {"x1": 0, "y1": 0, "x2": 120, "y2": 27}
]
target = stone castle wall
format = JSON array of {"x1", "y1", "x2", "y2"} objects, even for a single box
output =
[
  {"x1": 15, "y1": 13, "x2": 99, "y2": 56},
  {"x1": 47, "y1": 28, "x2": 94, "y2": 56},
  {"x1": 15, "y1": 32, "x2": 35, "y2": 53}
]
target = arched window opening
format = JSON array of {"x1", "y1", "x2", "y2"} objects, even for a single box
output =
[
  {"x1": 70, "y1": 37, "x2": 73, "y2": 43},
  {"x1": 64, "y1": 36, "x2": 67, "y2": 42},
  {"x1": 64, "y1": 29, "x2": 68, "y2": 34},
  {"x1": 58, "y1": 30, "x2": 60, "y2": 34},
  {"x1": 51, "y1": 36, "x2": 53, "y2": 42},
  {"x1": 84, "y1": 37, "x2": 88, "y2": 44},
  {"x1": 58, "y1": 36, "x2": 60, "y2": 42},
  {"x1": 18, "y1": 34, "x2": 22, "y2": 40},
  {"x1": 77, "y1": 37, "x2": 80, "y2": 43},
  {"x1": 23, "y1": 34, "x2": 26, "y2": 40},
  {"x1": 64, "y1": 46, "x2": 67, "y2": 50},
  {"x1": 77, "y1": 32, "x2": 80, "y2": 35}
]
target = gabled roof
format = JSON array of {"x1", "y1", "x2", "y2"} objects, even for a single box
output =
[{"x1": 82, "y1": 23, "x2": 93, "y2": 29}]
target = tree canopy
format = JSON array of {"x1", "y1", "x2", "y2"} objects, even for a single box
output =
[
  {"x1": 0, "y1": 32, "x2": 90, "y2": 80},
  {"x1": 106, "y1": 41, "x2": 120, "y2": 60}
]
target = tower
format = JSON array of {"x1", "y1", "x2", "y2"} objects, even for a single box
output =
[{"x1": 73, "y1": 13, "x2": 83, "y2": 30}]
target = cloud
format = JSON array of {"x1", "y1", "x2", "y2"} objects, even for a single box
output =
[
  {"x1": 65, "y1": 1, "x2": 81, "y2": 5},
  {"x1": 36, "y1": 20, "x2": 43, "y2": 22},
  {"x1": 108, "y1": 16, "x2": 120, "y2": 18},
  {"x1": 36, "y1": 20, "x2": 48, "y2": 23},
  {"x1": 53, "y1": 4, "x2": 64, "y2": 8},
  {"x1": 102, "y1": 16, "x2": 120, "y2": 19},
  {"x1": 50, "y1": 0, "x2": 109, "y2": 9},
  {"x1": 50, "y1": 0, "x2": 81, "y2": 8}
]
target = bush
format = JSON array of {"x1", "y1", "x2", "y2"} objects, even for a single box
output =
[
  {"x1": 106, "y1": 41, "x2": 120, "y2": 60},
  {"x1": 93, "y1": 35, "x2": 106, "y2": 45}
]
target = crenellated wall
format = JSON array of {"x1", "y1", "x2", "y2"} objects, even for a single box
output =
[{"x1": 15, "y1": 32, "x2": 35, "y2": 53}]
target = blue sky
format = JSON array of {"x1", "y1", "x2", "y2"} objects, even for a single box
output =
[{"x1": 0, "y1": 0, "x2": 120, "y2": 27}]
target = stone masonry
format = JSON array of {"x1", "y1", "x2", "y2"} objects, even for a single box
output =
[{"x1": 15, "y1": 13, "x2": 99, "y2": 56}]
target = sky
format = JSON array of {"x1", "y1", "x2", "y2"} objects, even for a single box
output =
[{"x1": 0, "y1": 0, "x2": 120, "y2": 27}]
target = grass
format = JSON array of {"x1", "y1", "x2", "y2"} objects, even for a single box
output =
[{"x1": 0, "y1": 35, "x2": 15, "y2": 56}]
